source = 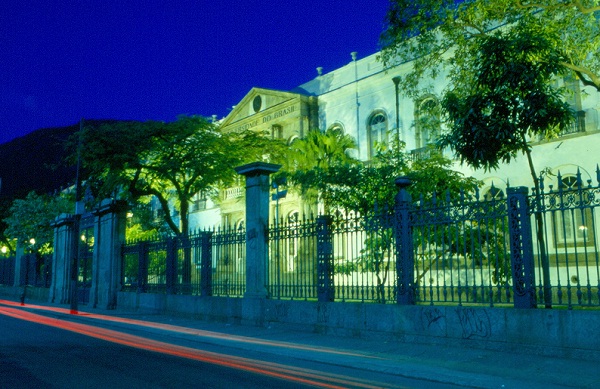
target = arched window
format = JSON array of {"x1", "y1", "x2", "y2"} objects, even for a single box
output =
[
  {"x1": 483, "y1": 186, "x2": 504, "y2": 201},
  {"x1": 368, "y1": 111, "x2": 388, "y2": 159},
  {"x1": 415, "y1": 96, "x2": 441, "y2": 148},
  {"x1": 327, "y1": 123, "x2": 345, "y2": 133}
]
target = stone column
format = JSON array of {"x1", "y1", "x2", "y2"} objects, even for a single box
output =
[
  {"x1": 317, "y1": 215, "x2": 334, "y2": 302},
  {"x1": 12, "y1": 244, "x2": 24, "y2": 288},
  {"x1": 395, "y1": 177, "x2": 415, "y2": 305},
  {"x1": 507, "y1": 187, "x2": 537, "y2": 309},
  {"x1": 235, "y1": 162, "x2": 280, "y2": 299},
  {"x1": 89, "y1": 199, "x2": 127, "y2": 310},
  {"x1": 49, "y1": 214, "x2": 75, "y2": 304}
]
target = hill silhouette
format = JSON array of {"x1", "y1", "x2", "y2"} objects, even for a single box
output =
[{"x1": 0, "y1": 119, "x2": 115, "y2": 201}]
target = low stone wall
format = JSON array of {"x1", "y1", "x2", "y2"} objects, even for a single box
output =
[
  {"x1": 117, "y1": 291, "x2": 600, "y2": 360},
  {"x1": 0, "y1": 285, "x2": 50, "y2": 302}
]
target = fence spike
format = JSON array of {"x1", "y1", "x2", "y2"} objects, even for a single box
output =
[{"x1": 557, "y1": 170, "x2": 563, "y2": 190}]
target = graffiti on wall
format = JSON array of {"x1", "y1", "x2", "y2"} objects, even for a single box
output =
[
  {"x1": 421, "y1": 307, "x2": 445, "y2": 331},
  {"x1": 456, "y1": 308, "x2": 491, "y2": 339}
]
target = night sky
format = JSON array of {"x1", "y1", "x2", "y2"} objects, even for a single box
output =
[{"x1": 1, "y1": 1, "x2": 390, "y2": 145}]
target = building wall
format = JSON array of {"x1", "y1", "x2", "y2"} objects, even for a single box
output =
[{"x1": 189, "y1": 50, "x2": 600, "y2": 231}]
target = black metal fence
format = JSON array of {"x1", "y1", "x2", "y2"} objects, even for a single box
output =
[
  {"x1": 0, "y1": 256, "x2": 15, "y2": 286},
  {"x1": 122, "y1": 226, "x2": 245, "y2": 297},
  {"x1": 410, "y1": 191, "x2": 512, "y2": 307},
  {"x1": 0, "y1": 254, "x2": 52, "y2": 288},
  {"x1": 531, "y1": 170, "x2": 600, "y2": 308},
  {"x1": 268, "y1": 216, "x2": 318, "y2": 300},
  {"x1": 119, "y1": 171, "x2": 600, "y2": 309}
]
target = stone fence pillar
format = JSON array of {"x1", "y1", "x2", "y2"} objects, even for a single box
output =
[
  {"x1": 507, "y1": 187, "x2": 537, "y2": 309},
  {"x1": 235, "y1": 162, "x2": 280, "y2": 299},
  {"x1": 12, "y1": 244, "x2": 24, "y2": 288},
  {"x1": 50, "y1": 214, "x2": 76, "y2": 304},
  {"x1": 90, "y1": 199, "x2": 127, "y2": 310},
  {"x1": 317, "y1": 215, "x2": 334, "y2": 302},
  {"x1": 394, "y1": 176, "x2": 415, "y2": 305}
]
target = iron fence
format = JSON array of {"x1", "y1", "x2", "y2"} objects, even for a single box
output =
[
  {"x1": 0, "y1": 256, "x2": 15, "y2": 286},
  {"x1": 211, "y1": 226, "x2": 246, "y2": 297},
  {"x1": 118, "y1": 171, "x2": 600, "y2": 309},
  {"x1": 268, "y1": 216, "x2": 318, "y2": 300},
  {"x1": 121, "y1": 226, "x2": 245, "y2": 297},
  {"x1": 530, "y1": 170, "x2": 600, "y2": 308},
  {"x1": 329, "y1": 212, "x2": 397, "y2": 303},
  {"x1": 410, "y1": 193, "x2": 512, "y2": 307}
]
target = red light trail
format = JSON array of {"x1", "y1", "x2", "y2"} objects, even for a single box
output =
[{"x1": 0, "y1": 300, "x2": 402, "y2": 389}]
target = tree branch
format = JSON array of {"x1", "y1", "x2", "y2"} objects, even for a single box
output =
[
  {"x1": 517, "y1": 0, "x2": 600, "y2": 13},
  {"x1": 561, "y1": 61, "x2": 600, "y2": 91},
  {"x1": 572, "y1": 0, "x2": 600, "y2": 14}
]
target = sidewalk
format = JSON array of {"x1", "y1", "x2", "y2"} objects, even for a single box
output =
[
  {"x1": 68, "y1": 306, "x2": 600, "y2": 388},
  {"x1": 3, "y1": 297, "x2": 599, "y2": 388}
]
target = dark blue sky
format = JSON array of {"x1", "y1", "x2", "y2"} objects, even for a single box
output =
[{"x1": 0, "y1": 1, "x2": 390, "y2": 145}]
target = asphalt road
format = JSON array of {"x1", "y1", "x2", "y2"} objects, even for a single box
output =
[{"x1": 0, "y1": 303, "x2": 463, "y2": 389}]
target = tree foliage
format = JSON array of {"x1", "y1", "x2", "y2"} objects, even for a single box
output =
[
  {"x1": 438, "y1": 27, "x2": 574, "y2": 174},
  {"x1": 435, "y1": 27, "x2": 572, "y2": 307},
  {"x1": 380, "y1": 0, "x2": 600, "y2": 96},
  {"x1": 298, "y1": 140, "x2": 479, "y2": 215},
  {"x1": 282, "y1": 127, "x2": 359, "y2": 211},
  {"x1": 291, "y1": 139, "x2": 479, "y2": 303},
  {"x1": 76, "y1": 116, "x2": 283, "y2": 237},
  {"x1": 4, "y1": 191, "x2": 72, "y2": 254}
]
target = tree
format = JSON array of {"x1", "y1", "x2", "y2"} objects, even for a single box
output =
[
  {"x1": 293, "y1": 138, "x2": 479, "y2": 302},
  {"x1": 4, "y1": 191, "x2": 72, "y2": 254},
  {"x1": 438, "y1": 27, "x2": 574, "y2": 307},
  {"x1": 282, "y1": 127, "x2": 358, "y2": 213},
  {"x1": 75, "y1": 116, "x2": 284, "y2": 290},
  {"x1": 77, "y1": 116, "x2": 280, "y2": 238},
  {"x1": 0, "y1": 198, "x2": 15, "y2": 255},
  {"x1": 380, "y1": 0, "x2": 600, "y2": 96}
]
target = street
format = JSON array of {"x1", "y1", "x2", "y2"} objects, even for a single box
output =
[{"x1": 0, "y1": 301, "x2": 460, "y2": 389}]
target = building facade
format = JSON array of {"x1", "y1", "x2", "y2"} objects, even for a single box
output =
[{"x1": 187, "y1": 50, "x2": 600, "y2": 233}]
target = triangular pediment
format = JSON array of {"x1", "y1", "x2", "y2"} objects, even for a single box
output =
[{"x1": 220, "y1": 87, "x2": 307, "y2": 128}]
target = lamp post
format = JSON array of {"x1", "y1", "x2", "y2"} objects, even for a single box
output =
[
  {"x1": 392, "y1": 76, "x2": 401, "y2": 145},
  {"x1": 70, "y1": 118, "x2": 84, "y2": 314}
]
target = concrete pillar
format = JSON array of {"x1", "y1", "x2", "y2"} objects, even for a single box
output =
[
  {"x1": 89, "y1": 199, "x2": 127, "y2": 310},
  {"x1": 235, "y1": 162, "x2": 280, "y2": 298},
  {"x1": 49, "y1": 214, "x2": 75, "y2": 304}
]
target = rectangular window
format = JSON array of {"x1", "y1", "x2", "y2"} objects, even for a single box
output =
[
  {"x1": 271, "y1": 125, "x2": 283, "y2": 139},
  {"x1": 552, "y1": 207, "x2": 595, "y2": 248}
]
